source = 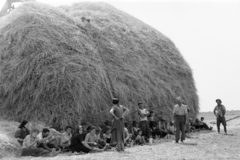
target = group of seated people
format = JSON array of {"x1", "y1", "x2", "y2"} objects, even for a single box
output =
[
  {"x1": 188, "y1": 117, "x2": 213, "y2": 133},
  {"x1": 14, "y1": 115, "x2": 175, "y2": 157},
  {"x1": 14, "y1": 115, "x2": 212, "y2": 157}
]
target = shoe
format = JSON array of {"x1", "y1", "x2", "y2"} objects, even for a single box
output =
[
  {"x1": 181, "y1": 140, "x2": 184, "y2": 143},
  {"x1": 175, "y1": 141, "x2": 179, "y2": 143}
]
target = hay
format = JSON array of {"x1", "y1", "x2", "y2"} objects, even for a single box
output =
[{"x1": 0, "y1": 2, "x2": 199, "y2": 127}]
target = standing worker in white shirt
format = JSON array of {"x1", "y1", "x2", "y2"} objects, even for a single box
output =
[
  {"x1": 213, "y1": 99, "x2": 227, "y2": 134},
  {"x1": 173, "y1": 97, "x2": 188, "y2": 143},
  {"x1": 138, "y1": 101, "x2": 151, "y2": 141}
]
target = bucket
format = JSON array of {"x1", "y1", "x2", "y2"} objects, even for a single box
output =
[{"x1": 149, "y1": 138, "x2": 153, "y2": 145}]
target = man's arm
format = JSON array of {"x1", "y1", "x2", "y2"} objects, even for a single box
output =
[
  {"x1": 213, "y1": 106, "x2": 217, "y2": 115},
  {"x1": 110, "y1": 107, "x2": 118, "y2": 120},
  {"x1": 122, "y1": 106, "x2": 130, "y2": 118}
]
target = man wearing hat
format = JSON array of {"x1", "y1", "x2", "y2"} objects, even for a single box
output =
[
  {"x1": 213, "y1": 99, "x2": 227, "y2": 134},
  {"x1": 172, "y1": 97, "x2": 188, "y2": 143},
  {"x1": 137, "y1": 101, "x2": 151, "y2": 141}
]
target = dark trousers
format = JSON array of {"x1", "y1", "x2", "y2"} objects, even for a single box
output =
[
  {"x1": 139, "y1": 121, "x2": 151, "y2": 139},
  {"x1": 175, "y1": 115, "x2": 185, "y2": 142},
  {"x1": 21, "y1": 147, "x2": 50, "y2": 157},
  {"x1": 217, "y1": 116, "x2": 227, "y2": 133}
]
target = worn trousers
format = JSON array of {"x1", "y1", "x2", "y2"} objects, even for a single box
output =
[
  {"x1": 175, "y1": 115, "x2": 186, "y2": 142},
  {"x1": 217, "y1": 116, "x2": 227, "y2": 133},
  {"x1": 139, "y1": 121, "x2": 151, "y2": 139}
]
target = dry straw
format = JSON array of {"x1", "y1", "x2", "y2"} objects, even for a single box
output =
[{"x1": 0, "y1": 2, "x2": 199, "y2": 128}]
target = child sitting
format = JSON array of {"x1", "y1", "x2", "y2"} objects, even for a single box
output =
[{"x1": 135, "y1": 130, "x2": 145, "y2": 145}]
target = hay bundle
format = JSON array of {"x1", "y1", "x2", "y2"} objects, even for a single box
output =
[{"x1": 0, "y1": 2, "x2": 199, "y2": 127}]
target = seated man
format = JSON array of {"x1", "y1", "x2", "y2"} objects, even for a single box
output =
[
  {"x1": 85, "y1": 126, "x2": 106, "y2": 151},
  {"x1": 60, "y1": 126, "x2": 72, "y2": 149},
  {"x1": 37, "y1": 128, "x2": 60, "y2": 151},
  {"x1": 21, "y1": 128, "x2": 59, "y2": 157},
  {"x1": 200, "y1": 117, "x2": 213, "y2": 130},
  {"x1": 71, "y1": 126, "x2": 95, "y2": 153},
  {"x1": 15, "y1": 120, "x2": 30, "y2": 146}
]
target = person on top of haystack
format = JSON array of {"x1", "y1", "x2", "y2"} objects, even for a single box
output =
[
  {"x1": 213, "y1": 99, "x2": 227, "y2": 134},
  {"x1": 137, "y1": 100, "x2": 151, "y2": 141},
  {"x1": 110, "y1": 97, "x2": 129, "y2": 151},
  {"x1": 15, "y1": 120, "x2": 30, "y2": 146},
  {"x1": 173, "y1": 97, "x2": 188, "y2": 143}
]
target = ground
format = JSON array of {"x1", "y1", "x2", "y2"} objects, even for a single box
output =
[{"x1": 1, "y1": 112, "x2": 240, "y2": 160}]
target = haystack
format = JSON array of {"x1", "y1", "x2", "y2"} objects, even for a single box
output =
[{"x1": 0, "y1": 2, "x2": 199, "y2": 127}]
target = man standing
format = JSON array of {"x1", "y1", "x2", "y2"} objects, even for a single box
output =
[
  {"x1": 137, "y1": 101, "x2": 151, "y2": 141},
  {"x1": 173, "y1": 97, "x2": 188, "y2": 143},
  {"x1": 213, "y1": 99, "x2": 227, "y2": 134}
]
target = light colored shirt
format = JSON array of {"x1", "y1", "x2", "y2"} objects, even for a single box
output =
[
  {"x1": 214, "y1": 105, "x2": 226, "y2": 118},
  {"x1": 139, "y1": 109, "x2": 149, "y2": 121},
  {"x1": 22, "y1": 135, "x2": 37, "y2": 148},
  {"x1": 173, "y1": 104, "x2": 188, "y2": 116},
  {"x1": 61, "y1": 132, "x2": 72, "y2": 145}
]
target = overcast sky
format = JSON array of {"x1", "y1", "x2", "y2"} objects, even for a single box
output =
[{"x1": 1, "y1": 0, "x2": 240, "y2": 112}]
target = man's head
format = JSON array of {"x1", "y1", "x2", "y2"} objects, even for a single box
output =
[
  {"x1": 149, "y1": 111, "x2": 154, "y2": 116},
  {"x1": 65, "y1": 126, "x2": 72, "y2": 134},
  {"x1": 216, "y1": 99, "x2": 222, "y2": 105},
  {"x1": 42, "y1": 128, "x2": 50, "y2": 137},
  {"x1": 138, "y1": 101, "x2": 144, "y2": 109},
  {"x1": 78, "y1": 125, "x2": 83, "y2": 134},
  {"x1": 132, "y1": 121, "x2": 139, "y2": 127},
  {"x1": 176, "y1": 97, "x2": 183, "y2": 105},
  {"x1": 137, "y1": 129, "x2": 142, "y2": 136},
  {"x1": 200, "y1": 117, "x2": 204, "y2": 121},
  {"x1": 89, "y1": 126, "x2": 96, "y2": 134},
  {"x1": 31, "y1": 128, "x2": 39, "y2": 138},
  {"x1": 112, "y1": 98, "x2": 119, "y2": 105}
]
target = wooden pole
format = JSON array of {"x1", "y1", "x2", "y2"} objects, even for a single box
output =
[{"x1": 226, "y1": 115, "x2": 240, "y2": 122}]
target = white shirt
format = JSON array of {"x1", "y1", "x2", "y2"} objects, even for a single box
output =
[
  {"x1": 139, "y1": 108, "x2": 149, "y2": 121},
  {"x1": 173, "y1": 104, "x2": 188, "y2": 116}
]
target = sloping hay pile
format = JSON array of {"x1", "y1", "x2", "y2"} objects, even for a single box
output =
[{"x1": 0, "y1": 2, "x2": 199, "y2": 127}]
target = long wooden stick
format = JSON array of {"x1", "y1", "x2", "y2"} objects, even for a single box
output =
[{"x1": 226, "y1": 115, "x2": 240, "y2": 122}]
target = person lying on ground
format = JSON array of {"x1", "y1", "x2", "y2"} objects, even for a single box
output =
[
  {"x1": 15, "y1": 120, "x2": 30, "y2": 146},
  {"x1": 37, "y1": 128, "x2": 60, "y2": 151},
  {"x1": 60, "y1": 126, "x2": 72, "y2": 151},
  {"x1": 200, "y1": 117, "x2": 213, "y2": 130},
  {"x1": 21, "y1": 128, "x2": 59, "y2": 157},
  {"x1": 135, "y1": 129, "x2": 145, "y2": 145}
]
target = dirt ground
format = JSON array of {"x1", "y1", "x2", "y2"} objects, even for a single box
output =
[{"x1": 2, "y1": 117, "x2": 240, "y2": 160}]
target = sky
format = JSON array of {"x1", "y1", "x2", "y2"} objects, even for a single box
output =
[{"x1": 0, "y1": 0, "x2": 240, "y2": 112}]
